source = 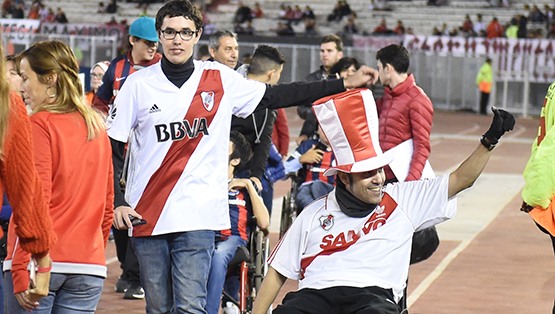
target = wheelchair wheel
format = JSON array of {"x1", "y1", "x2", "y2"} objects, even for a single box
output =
[
  {"x1": 279, "y1": 193, "x2": 296, "y2": 239},
  {"x1": 253, "y1": 231, "x2": 270, "y2": 292}
]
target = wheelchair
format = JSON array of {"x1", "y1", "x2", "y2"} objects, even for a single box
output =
[
  {"x1": 279, "y1": 168, "x2": 306, "y2": 239},
  {"x1": 222, "y1": 218, "x2": 271, "y2": 314}
]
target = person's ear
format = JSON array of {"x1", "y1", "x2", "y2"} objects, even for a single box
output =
[
  {"x1": 46, "y1": 73, "x2": 57, "y2": 85},
  {"x1": 230, "y1": 157, "x2": 241, "y2": 167},
  {"x1": 194, "y1": 28, "x2": 203, "y2": 44},
  {"x1": 338, "y1": 172, "x2": 349, "y2": 187},
  {"x1": 385, "y1": 63, "x2": 394, "y2": 74},
  {"x1": 209, "y1": 47, "x2": 216, "y2": 58},
  {"x1": 266, "y1": 69, "x2": 276, "y2": 83},
  {"x1": 129, "y1": 35, "x2": 136, "y2": 47}
]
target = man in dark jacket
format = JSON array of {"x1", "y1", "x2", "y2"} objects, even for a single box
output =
[
  {"x1": 297, "y1": 34, "x2": 343, "y2": 145},
  {"x1": 232, "y1": 45, "x2": 287, "y2": 212}
]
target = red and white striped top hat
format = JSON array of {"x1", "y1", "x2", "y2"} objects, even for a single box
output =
[{"x1": 313, "y1": 88, "x2": 392, "y2": 176}]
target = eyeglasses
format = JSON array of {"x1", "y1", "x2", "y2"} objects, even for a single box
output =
[
  {"x1": 160, "y1": 28, "x2": 199, "y2": 41},
  {"x1": 90, "y1": 73, "x2": 104, "y2": 79}
]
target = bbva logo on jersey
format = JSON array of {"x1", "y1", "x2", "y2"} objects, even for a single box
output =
[
  {"x1": 155, "y1": 118, "x2": 209, "y2": 142},
  {"x1": 201, "y1": 91, "x2": 215, "y2": 111}
]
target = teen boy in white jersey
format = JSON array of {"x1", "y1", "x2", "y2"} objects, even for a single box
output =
[
  {"x1": 252, "y1": 90, "x2": 515, "y2": 314},
  {"x1": 106, "y1": 0, "x2": 378, "y2": 313}
]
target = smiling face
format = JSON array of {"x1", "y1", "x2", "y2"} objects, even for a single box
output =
[
  {"x1": 158, "y1": 16, "x2": 201, "y2": 65},
  {"x1": 339, "y1": 168, "x2": 385, "y2": 204},
  {"x1": 18, "y1": 57, "x2": 52, "y2": 110},
  {"x1": 130, "y1": 36, "x2": 159, "y2": 63},
  {"x1": 90, "y1": 65, "x2": 105, "y2": 92}
]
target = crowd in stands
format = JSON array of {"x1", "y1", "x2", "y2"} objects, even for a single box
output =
[
  {"x1": 1, "y1": 0, "x2": 67, "y2": 23},
  {"x1": 275, "y1": 4, "x2": 318, "y2": 36},
  {"x1": 221, "y1": 0, "x2": 555, "y2": 40},
  {"x1": 97, "y1": 0, "x2": 118, "y2": 13},
  {"x1": 429, "y1": 8, "x2": 555, "y2": 39}
]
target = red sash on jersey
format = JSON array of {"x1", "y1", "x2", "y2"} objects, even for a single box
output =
[
  {"x1": 132, "y1": 70, "x2": 224, "y2": 236},
  {"x1": 298, "y1": 193, "x2": 397, "y2": 279}
]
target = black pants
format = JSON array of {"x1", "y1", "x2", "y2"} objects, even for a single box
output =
[
  {"x1": 479, "y1": 92, "x2": 490, "y2": 115},
  {"x1": 113, "y1": 227, "x2": 141, "y2": 284},
  {"x1": 273, "y1": 286, "x2": 402, "y2": 314}
]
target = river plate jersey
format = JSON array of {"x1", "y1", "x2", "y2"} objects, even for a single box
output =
[
  {"x1": 269, "y1": 174, "x2": 456, "y2": 302},
  {"x1": 106, "y1": 60, "x2": 266, "y2": 237}
]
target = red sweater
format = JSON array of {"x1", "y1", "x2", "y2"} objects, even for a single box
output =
[
  {"x1": 376, "y1": 74, "x2": 433, "y2": 182},
  {"x1": 5, "y1": 110, "x2": 114, "y2": 294},
  {"x1": 0, "y1": 92, "x2": 55, "y2": 256}
]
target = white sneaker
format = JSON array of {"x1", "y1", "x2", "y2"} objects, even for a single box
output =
[{"x1": 222, "y1": 302, "x2": 239, "y2": 314}]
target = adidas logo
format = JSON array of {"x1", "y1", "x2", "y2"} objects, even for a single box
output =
[{"x1": 149, "y1": 104, "x2": 161, "y2": 113}]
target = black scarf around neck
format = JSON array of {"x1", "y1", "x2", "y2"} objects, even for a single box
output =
[
  {"x1": 335, "y1": 175, "x2": 379, "y2": 218},
  {"x1": 161, "y1": 54, "x2": 194, "y2": 88}
]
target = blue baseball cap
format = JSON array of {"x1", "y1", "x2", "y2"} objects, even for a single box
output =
[{"x1": 129, "y1": 17, "x2": 158, "y2": 42}]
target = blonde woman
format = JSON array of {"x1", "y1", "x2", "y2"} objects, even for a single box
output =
[
  {"x1": 0, "y1": 44, "x2": 56, "y2": 312},
  {"x1": 5, "y1": 40, "x2": 114, "y2": 313}
]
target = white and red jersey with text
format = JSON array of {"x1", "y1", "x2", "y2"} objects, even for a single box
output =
[
  {"x1": 106, "y1": 60, "x2": 266, "y2": 237},
  {"x1": 269, "y1": 174, "x2": 456, "y2": 302}
]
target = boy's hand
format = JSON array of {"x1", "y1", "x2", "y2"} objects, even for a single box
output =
[
  {"x1": 113, "y1": 206, "x2": 142, "y2": 230},
  {"x1": 229, "y1": 178, "x2": 250, "y2": 191},
  {"x1": 343, "y1": 65, "x2": 378, "y2": 89},
  {"x1": 299, "y1": 145, "x2": 324, "y2": 164}
]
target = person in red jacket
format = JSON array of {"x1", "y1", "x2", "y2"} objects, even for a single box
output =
[
  {"x1": 376, "y1": 44, "x2": 433, "y2": 184},
  {"x1": 486, "y1": 17, "x2": 504, "y2": 39},
  {"x1": 375, "y1": 44, "x2": 438, "y2": 292},
  {"x1": 6, "y1": 40, "x2": 114, "y2": 313}
]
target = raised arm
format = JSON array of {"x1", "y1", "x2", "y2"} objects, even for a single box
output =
[
  {"x1": 256, "y1": 66, "x2": 378, "y2": 111},
  {"x1": 229, "y1": 178, "x2": 270, "y2": 231},
  {"x1": 448, "y1": 108, "x2": 515, "y2": 198}
]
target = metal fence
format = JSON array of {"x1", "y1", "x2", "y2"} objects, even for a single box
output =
[
  {"x1": 3, "y1": 34, "x2": 119, "y2": 69},
  {"x1": 6, "y1": 35, "x2": 546, "y2": 117},
  {"x1": 203, "y1": 40, "x2": 547, "y2": 117}
]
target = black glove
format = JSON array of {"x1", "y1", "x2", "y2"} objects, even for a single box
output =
[{"x1": 481, "y1": 107, "x2": 515, "y2": 148}]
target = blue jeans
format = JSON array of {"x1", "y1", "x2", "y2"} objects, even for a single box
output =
[
  {"x1": 206, "y1": 236, "x2": 246, "y2": 314},
  {"x1": 131, "y1": 231, "x2": 215, "y2": 314},
  {"x1": 4, "y1": 272, "x2": 103, "y2": 314},
  {"x1": 0, "y1": 270, "x2": 4, "y2": 314}
]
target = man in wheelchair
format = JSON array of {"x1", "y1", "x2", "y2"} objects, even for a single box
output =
[
  {"x1": 206, "y1": 131, "x2": 270, "y2": 314},
  {"x1": 253, "y1": 90, "x2": 515, "y2": 314},
  {"x1": 284, "y1": 126, "x2": 336, "y2": 212}
]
